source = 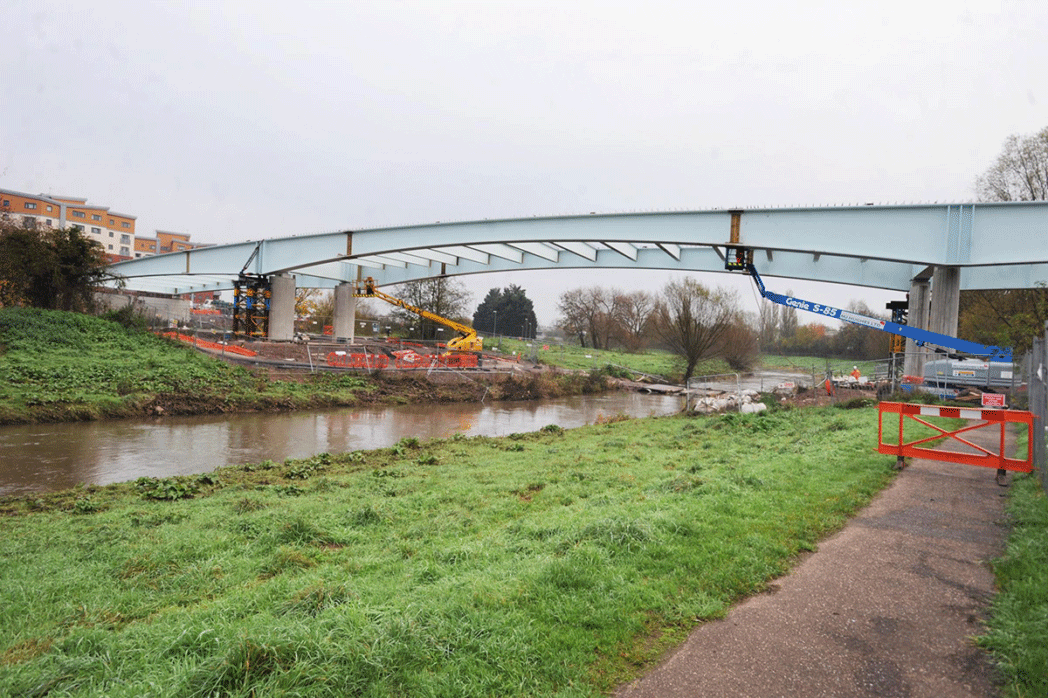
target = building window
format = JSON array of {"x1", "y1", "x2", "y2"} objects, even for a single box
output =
[
  {"x1": 120, "y1": 247, "x2": 129, "y2": 256},
  {"x1": 108, "y1": 231, "x2": 114, "y2": 237},
  {"x1": 121, "y1": 222, "x2": 130, "y2": 228},
  {"x1": 108, "y1": 244, "x2": 113, "y2": 250},
  {"x1": 120, "y1": 234, "x2": 131, "y2": 244},
  {"x1": 72, "y1": 224, "x2": 84, "y2": 232},
  {"x1": 2, "y1": 200, "x2": 9, "y2": 207},
  {"x1": 72, "y1": 210, "x2": 85, "y2": 218},
  {"x1": 23, "y1": 216, "x2": 36, "y2": 227},
  {"x1": 24, "y1": 202, "x2": 37, "y2": 210},
  {"x1": 91, "y1": 214, "x2": 101, "y2": 221},
  {"x1": 45, "y1": 219, "x2": 52, "y2": 227},
  {"x1": 149, "y1": 244, "x2": 155, "y2": 250},
  {"x1": 46, "y1": 205, "x2": 53, "y2": 212},
  {"x1": 91, "y1": 227, "x2": 101, "y2": 234}
]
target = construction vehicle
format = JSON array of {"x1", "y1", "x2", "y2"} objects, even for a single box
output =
[
  {"x1": 725, "y1": 247, "x2": 1013, "y2": 365},
  {"x1": 353, "y1": 277, "x2": 482, "y2": 353}
]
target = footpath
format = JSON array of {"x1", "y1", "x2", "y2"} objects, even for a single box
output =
[{"x1": 617, "y1": 445, "x2": 1012, "y2": 698}]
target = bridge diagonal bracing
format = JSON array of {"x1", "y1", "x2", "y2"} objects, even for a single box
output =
[{"x1": 107, "y1": 202, "x2": 1048, "y2": 299}]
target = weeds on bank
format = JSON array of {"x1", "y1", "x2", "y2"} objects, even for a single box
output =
[
  {"x1": 978, "y1": 421, "x2": 1048, "y2": 698},
  {"x1": 0, "y1": 308, "x2": 380, "y2": 423},
  {"x1": 0, "y1": 407, "x2": 894, "y2": 697}
]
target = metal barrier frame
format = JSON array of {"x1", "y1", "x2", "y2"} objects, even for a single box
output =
[{"x1": 877, "y1": 402, "x2": 1033, "y2": 473}]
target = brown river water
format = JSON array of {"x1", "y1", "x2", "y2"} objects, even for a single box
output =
[{"x1": 0, "y1": 393, "x2": 682, "y2": 496}]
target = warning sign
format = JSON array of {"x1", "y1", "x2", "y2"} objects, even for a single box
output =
[{"x1": 981, "y1": 393, "x2": 1007, "y2": 408}]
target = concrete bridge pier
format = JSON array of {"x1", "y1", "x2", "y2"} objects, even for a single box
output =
[
  {"x1": 332, "y1": 282, "x2": 356, "y2": 342},
  {"x1": 902, "y1": 266, "x2": 961, "y2": 379},
  {"x1": 268, "y1": 273, "x2": 296, "y2": 341}
]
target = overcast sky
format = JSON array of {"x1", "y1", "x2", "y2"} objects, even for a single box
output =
[{"x1": 3, "y1": 0, "x2": 1047, "y2": 326}]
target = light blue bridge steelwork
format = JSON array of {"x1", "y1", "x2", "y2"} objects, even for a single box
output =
[{"x1": 107, "y1": 201, "x2": 1048, "y2": 366}]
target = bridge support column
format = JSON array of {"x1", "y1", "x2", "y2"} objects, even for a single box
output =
[
  {"x1": 268, "y1": 274, "x2": 296, "y2": 341},
  {"x1": 903, "y1": 276, "x2": 931, "y2": 379},
  {"x1": 902, "y1": 266, "x2": 961, "y2": 380},
  {"x1": 332, "y1": 282, "x2": 356, "y2": 342},
  {"x1": 928, "y1": 266, "x2": 961, "y2": 338}
]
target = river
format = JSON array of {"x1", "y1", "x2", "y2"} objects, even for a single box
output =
[{"x1": 0, "y1": 393, "x2": 683, "y2": 496}]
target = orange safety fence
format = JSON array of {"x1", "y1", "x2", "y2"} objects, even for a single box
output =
[
  {"x1": 159, "y1": 332, "x2": 258, "y2": 357},
  {"x1": 877, "y1": 401, "x2": 1033, "y2": 473},
  {"x1": 326, "y1": 352, "x2": 478, "y2": 370}
]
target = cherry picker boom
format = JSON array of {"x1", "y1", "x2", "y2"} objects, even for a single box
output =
[
  {"x1": 353, "y1": 277, "x2": 483, "y2": 354},
  {"x1": 724, "y1": 247, "x2": 1012, "y2": 363}
]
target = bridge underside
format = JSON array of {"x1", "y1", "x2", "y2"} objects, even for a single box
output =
[
  {"x1": 107, "y1": 202, "x2": 1048, "y2": 359},
  {"x1": 108, "y1": 202, "x2": 1048, "y2": 297}
]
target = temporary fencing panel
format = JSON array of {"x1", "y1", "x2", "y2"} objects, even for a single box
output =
[
  {"x1": 877, "y1": 402, "x2": 1033, "y2": 473},
  {"x1": 161, "y1": 332, "x2": 258, "y2": 357},
  {"x1": 326, "y1": 352, "x2": 478, "y2": 370}
]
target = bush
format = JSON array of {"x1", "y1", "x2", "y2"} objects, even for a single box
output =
[{"x1": 100, "y1": 305, "x2": 148, "y2": 332}]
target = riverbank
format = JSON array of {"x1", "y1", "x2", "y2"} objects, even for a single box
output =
[
  {"x1": 0, "y1": 309, "x2": 611, "y2": 426},
  {"x1": 1, "y1": 405, "x2": 896, "y2": 696}
]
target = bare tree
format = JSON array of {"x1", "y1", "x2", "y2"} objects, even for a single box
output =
[
  {"x1": 964, "y1": 125, "x2": 1048, "y2": 353},
  {"x1": 653, "y1": 278, "x2": 739, "y2": 381},
  {"x1": 557, "y1": 286, "x2": 616, "y2": 349},
  {"x1": 756, "y1": 297, "x2": 780, "y2": 352},
  {"x1": 719, "y1": 317, "x2": 760, "y2": 371},
  {"x1": 389, "y1": 277, "x2": 472, "y2": 340},
  {"x1": 611, "y1": 290, "x2": 656, "y2": 352},
  {"x1": 976, "y1": 126, "x2": 1048, "y2": 202}
]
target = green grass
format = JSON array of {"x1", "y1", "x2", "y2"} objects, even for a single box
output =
[
  {"x1": 0, "y1": 308, "x2": 379, "y2": 423},
  {"x1": 759, "y1": 354, "x2": 865, "y2": 373},
  {"x1": 0, "y1": 309, "x2": 606, "y2": 425},
  {"x1": 500, "y1": 339, "x2": 731, "y2": 380},
  {"x1": 977, "y1": 422, "x2": 1048, "y2": 697},
  {"x1": 0, "y1": 406, "x2": 895, "y2": 697}
]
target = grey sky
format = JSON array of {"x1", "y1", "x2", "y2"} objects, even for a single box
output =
[{"x1": 3, "y1": 0, "x2": 1048, "y2": 326}]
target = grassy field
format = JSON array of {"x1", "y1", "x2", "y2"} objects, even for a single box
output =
[
  {"x1": 758, "y1": 354, "x2": 873, "y2": 374},
  {"x1": 500, "y1": 341, "x2": 863, "y2": 381},
  {"x1": 0, "y1": 309, "x2": 609, "y2": 425},
  {"x1": 0, "y1": 308, "x2": 378, "y2": 424},
  {"x1": 495, "y1": 339, "x2": 732, "y2": 380},
  {"x1": 0, "y1": 406, "x2": 896, "y2": 697}
]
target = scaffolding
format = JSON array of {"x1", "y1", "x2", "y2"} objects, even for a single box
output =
[{"x1": 232, "y1": 274, "x2": 271, "y2": 338}]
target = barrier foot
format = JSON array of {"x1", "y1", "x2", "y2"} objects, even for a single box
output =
[
  {"x1": 995, "y1": 469, "x2": 1009, "y2": 487},
  {"x1": 894, "y1": 457, "x2": 908, "y2": 471}
]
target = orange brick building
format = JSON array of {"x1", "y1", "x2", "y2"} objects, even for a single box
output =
[
  {"x1": 0, "y1": 188, "x2": 136, "y2": 261},
  {"x1": 134, "y1": 230, "x2": 211, "y2": 258}
]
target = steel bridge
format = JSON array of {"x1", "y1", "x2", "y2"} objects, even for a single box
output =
[{"x1": 107, "y1": 201, "x2": 1048, "y2": 373}]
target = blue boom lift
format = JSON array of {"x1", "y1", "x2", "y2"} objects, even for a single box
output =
[{"x1": 724, "y1": 247, "x2": 1012, "y2": 363}]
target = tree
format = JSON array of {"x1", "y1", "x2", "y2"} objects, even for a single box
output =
[
  {"x1": 778, "y1": 288, "x2": 798, "y2": 346},
  {"x1": 720, "y1": 317, "x2": 760, "y2": 371},
  {"x1": 652, "y1": 278, "x2": 739, "y2": 381},
  {"x1": 473, "y1": 284, "x2": 538, "y2": 339},
  {"x1": 557, "y1": 286, "x2": 617, "y2": 349},
  {"x1": 781, "y1": 322, "x2": 830, "y2": 356},
  {"x1": 975, "y1": 126, "x2": 1048, "y2": 202},
  {"x1": 832, "y1": 301, "x2": 890, "y2": 360},
  {"x1": 756, "y1": 297, "x2": 781, "y2": 352},
  {"x1": 965, "y1": 126, "x2": 1048, "y2": 354},
  {"x1": 611, "y1": 290, "x2": 656, "y2": 353},
  {"x1": 0, "y1": 218, "x2": 114, "y2": 312},
  {"x1": 389, "y1": 277, "x2": 472, "y2": 341},
  {"x1": 959, "y1": 287, "x2": 1048, "y2": 355}
]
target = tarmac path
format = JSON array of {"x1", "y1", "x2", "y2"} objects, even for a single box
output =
[{"x1": 617, "y1": 437, "x2": 1012, "y2": 698}]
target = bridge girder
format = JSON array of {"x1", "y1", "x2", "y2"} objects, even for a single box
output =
[{"x1": 106, "y1": 202, "x2": 1048, "y2": 296}]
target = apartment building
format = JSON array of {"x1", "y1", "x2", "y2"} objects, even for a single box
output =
[
  {"x1": 133, "y1": 230, "x2": 211, "y2": 258},
  {"x1": 0, "y1": 188, "x2": 136, "y2": 260}
]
